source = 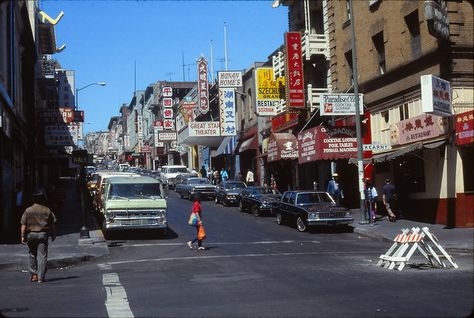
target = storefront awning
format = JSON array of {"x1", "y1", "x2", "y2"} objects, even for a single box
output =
[
  {"x1": 348, "y1": 139, "x2": 447, "y2": 165},
  {"x1": 214, "y1": 136, "x2": 237, "y2": 156},
  {"x1": 267, "y1": 133, "x2": 298, "y2": 162},
  {"x1": 239, "y1": 135, "x2": 258, "y2": 153}
]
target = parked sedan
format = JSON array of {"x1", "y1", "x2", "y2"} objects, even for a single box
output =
[
  {"x1": 175, "y1": 177, "x2": 216, "y2": 201},
  {"x1": 214, "y1": 181, "x2": 247, "y2": 206},
  {"x1": 239, "y1": 186, "x2": 281, "y2": 216},
  {"x1": 274, "y1": 191, "x2": 354, "y2": 232}
]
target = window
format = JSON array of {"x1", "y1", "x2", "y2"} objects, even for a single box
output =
[
  {"x1": 399, "y1": 103, "x2": 409, "y2": 121},
  {"x1": 344, "y1": 50, "x2": 354, "y2": 86},
  {"x1": 405, "y1": 10, "x2": 421, "y2": 58},
  {"x1": 372, "y1": 32, "x2": 386, "y2": 74},
  {"x1": 282, "y1": 193, "x2": 290, "y2": 203},
  {"x1": 346, "y1": 0, "x2": 351, "y2": 21},
  {"x1": 289, "y1": 192, "x2": 296, "y2": 204}
]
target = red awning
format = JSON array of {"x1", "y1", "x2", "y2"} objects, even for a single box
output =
[
  {"x1": 239, "y1": 135, "x2": 258, "y2": 153},
  {"x1": 267, "y1": 133, "x2": 298, "y2": 162}
]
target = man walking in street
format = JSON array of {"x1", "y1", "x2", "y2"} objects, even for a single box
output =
[
  {"x1": 382, "y1": 178, "x2": 397, "y2": 222},
  {"x1": 20, "y1": 190, "x2": 56, "y2": 283}
]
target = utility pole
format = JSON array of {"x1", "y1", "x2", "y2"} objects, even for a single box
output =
[{"x1": 349, "y1": 0, "x2": 368, "y2": 224}]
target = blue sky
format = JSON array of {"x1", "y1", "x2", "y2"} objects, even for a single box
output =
[{"x1": 41, "y1": 0, "x2": 288, "y2": 134}]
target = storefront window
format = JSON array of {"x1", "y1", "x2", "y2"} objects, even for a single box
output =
[{"x1": 396, "y1": 155, "x2": 425, "y2": 193}]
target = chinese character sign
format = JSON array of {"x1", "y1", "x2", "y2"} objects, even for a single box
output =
[
  {"x1": 219, "y1": 88, "x2": 236, "y2": 136},
  {"x1": 163, "y1": 108, "x2": 174, "y2": 119},
  {"x1": 197, "y1": 57, "x2": 209, "y2": 114},
  {"x1": 163, "y1": 98, "x2": 173, "y2": 108},
  {"x1": 421, "y1": 75, "x2": 452, "y2": 117},
  {"x1": 285, "y1": 32, "x2": 305, "y2": 108},
  {"x1": 162, "y1": 86, "x2": 173, "y2": 97}
]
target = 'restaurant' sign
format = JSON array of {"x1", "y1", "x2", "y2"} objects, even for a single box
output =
[
  {"x1": 297, "y1": 126, "x2": 357, "y2": 163},
  {"x1": 390, "y1": 113, "x2": 448, "y2": 145},
  {"x1": 218, "y1": 71, "x2": 242, "y2": 87},
  {"x1": 455, "y1": 110, "x2": 474, "y2": 145},
  {"x1": 197, "y1": 57, "x2": 209, "y2": 115},
  {"x1": 284, "y1": 32, "x2": 305, "y2": 108},
  {"x1": 255, "y1": 67, "x2": 285, "y2": 116}
]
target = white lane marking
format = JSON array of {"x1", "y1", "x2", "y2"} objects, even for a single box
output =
[
  {"x1": 103, "y1": 250, "x2": 378, "y2": 267},
  {"x1": 102, "y1": 273, "x2": 134, "y2": 318},
  {"x1": 98, "y1": 264, "x2": 112, "y2": 271},
  {"x1": 109, "y1": 240, "x2": 321, "y2": 247}
]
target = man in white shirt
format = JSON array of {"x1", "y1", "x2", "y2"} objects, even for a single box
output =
[{"x1": 246, "y1": 169, "x2": 254, "y2": 186}]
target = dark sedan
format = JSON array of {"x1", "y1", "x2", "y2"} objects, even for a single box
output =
[
  {"x1": 214, "y1": 181, "x2": 247, "y2": 206},
  {"x1": 175, "y1": 177, "x2": 216, "y2": 201},
  {"x1": 239, "y1": 186, "x2": 281, "y2": 217},
  {"x1": 274, "y1": 191, "x2": 354, "y2": 232}
]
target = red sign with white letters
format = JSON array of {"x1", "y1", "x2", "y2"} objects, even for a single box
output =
[{"x1": 285, "y1": 32, "x2": 305, "y2": 108}]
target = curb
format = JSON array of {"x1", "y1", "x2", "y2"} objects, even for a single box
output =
[{"x1": 352, "y1": 227, "x2": 473, "y2": 254}]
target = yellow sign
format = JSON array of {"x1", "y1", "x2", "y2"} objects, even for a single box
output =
[{"x1": 255, "y1": 68, "x2": 285, "y2": 116}]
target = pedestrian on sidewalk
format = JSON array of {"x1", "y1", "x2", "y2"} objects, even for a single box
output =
[
  {"x1": 364, "y1": 178, "x2": 378, "y2": 223},
  {"x1": 220, "y1": 168, "x2": 229, "y2": 182},
  {"x1": 213, "y1": 169, "x2": 220, "y2": 185},
  {"x1": 382, "y1": 178, "x2": 397, "y2": 222},
  {"x1": 187, "y1": 196, "x2": 205, "y2": 251},
  {"x1": 327, "y1": 173, "x2": 344, "y2": 206},
  {"x1": 199, "y1": 165, "x2": 207, "y2": 179},
  {"x1": 20, "y1": 190, "x2": 57, "y2": 283},
  {"x1": 246, "y1": 169, "x2": 255, "y2": 186}
]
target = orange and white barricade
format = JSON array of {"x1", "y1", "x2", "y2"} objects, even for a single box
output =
[{"x1": 377, "y1": 227, "x2": 458, "y2": 271}]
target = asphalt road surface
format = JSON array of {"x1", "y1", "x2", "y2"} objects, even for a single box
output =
[{"x1": 1, "y1": 191, "x2": 472, "y2": 317}]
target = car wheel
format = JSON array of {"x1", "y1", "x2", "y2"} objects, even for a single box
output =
[
  {"x1": 188, "y1": 192, "x2": 193, "y2": 201},
  {"x1": 252, "y1": 206, "x2": 260, "y2": 217},
  {"x1": 222, "y1": 199, "x2": 227, "y2": 207},
  {"x1": 296, "y1": 217, "x2": 307, "y2": 232},
  {"x1": 276, "y1": 213, "x2": 284, "y2": 225},
  {"x1": 179, "y1": 192, "x2": 184, "y2": 199},
  {"x1": 214, "y1": 196, "x2": 219, "y2": 204},
  {"x1": 239, "y1": 201, "x2": 245, "y2": 212},
  {"x1": 102, "y1": 220, "x2": 110, "y2": 240}
]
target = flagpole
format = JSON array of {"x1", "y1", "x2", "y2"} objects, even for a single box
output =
[{"x1": 224, "y1": 22, "x2": 228, "y2": 71}]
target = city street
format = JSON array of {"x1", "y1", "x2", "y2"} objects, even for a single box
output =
[{"x1": 0, "y1": 191, "x2": 473, "y2": 318}]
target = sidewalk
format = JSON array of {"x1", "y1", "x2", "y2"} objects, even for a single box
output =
[
  {"x1": 0, "y1": 177, "x2": 109, "y2": 271},
  {"x1": 350, "y1": 209, "x2": 474, "y2": 253}
]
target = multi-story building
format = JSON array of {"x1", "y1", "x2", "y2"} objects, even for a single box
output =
[
  {"x1": 327, "y1": 0, "x2": 473, "y2": 227},
  {"x1": 0, "y1": 1, "x2": 66, "y2": 239}
]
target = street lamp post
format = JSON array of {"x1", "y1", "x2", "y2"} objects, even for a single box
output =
[{"x1": 75, "y1": 81, "x2": 106, "y2": 239}]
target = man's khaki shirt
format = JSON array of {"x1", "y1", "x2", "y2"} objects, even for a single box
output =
[{"x1": 20, "y1": 203, "x2": 56, "y2": 232}]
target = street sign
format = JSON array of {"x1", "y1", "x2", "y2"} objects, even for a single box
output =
[
  {"x1": 72, "y1": 149, "x2": 89, "y2": 165},
  {"x1": 363, "y1": 144, "x2": 392, "y2": 151}
]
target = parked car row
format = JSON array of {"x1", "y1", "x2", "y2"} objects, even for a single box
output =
[{"x1": 172, "y1": 175, "x2": 354, "y2": 232}]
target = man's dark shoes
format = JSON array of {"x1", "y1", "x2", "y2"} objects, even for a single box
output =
[{"x1": 30, "y1": 274, "x2": 38, "y2": 282}]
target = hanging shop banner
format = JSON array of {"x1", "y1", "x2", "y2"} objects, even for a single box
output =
[
  {"x1": 163, "y1": 108, "x2": 174, "y2": 119},
  {"x1": 57, "y1": 70, "x2": 75, "y2": 109},
  {"x1": 219, "y1": 88, "x2": 236, "y2": 136},
  {"x1": 180, "y1": 101, "x2": 196, "y2": 124},
  {"x1": 163, "y1": 119, "x2": 175, "y2": 130},
  {"x1": 284, "y1": 32, "x2": 305, "y2": 108},
  {"x1": 44, "y1": 123, "x2": 80, "y2": 146},
  {"x1": 218, "y1": 71, "x2": 242, "y2": 87},
  {"x1": 163, "y1": 98, "x2": 173, "y2": 108},
  {"x1": 299, "y1": 126, "x2": 357, "y2": 162},
  {"x1": 255, "y1": 67, "x2": 285, "y2": 116},
  {"x1": 455, "y1": 110, "x2": 474, "y2": 145},
  {"x1": 390, "y1": 113, "x2": 448, "y2": 146},
  {"x1": 162, "y1": 86, "x2": 173, "y2": 97},
  {"x1": 188, "y1": 121, "x2": 220, "y2": 137},
  {"x1": 267, "y1": 133, "x2": 298, "y2": 162},
  {"x1": 158, "y1": 131, "x2": 177, "y2": 141},
  {"x1": 421, "y1": 75, "x2": 452, "y2": 117},
  {"x1": 197, "y1": 57, "x2": 209, "y2": 114},
  {"x1": 320, "y1": 94, "x2": 364, "y2": 116}
]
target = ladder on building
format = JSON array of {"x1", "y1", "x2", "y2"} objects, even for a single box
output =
[{"x1": 377, "y1": 227, "x2": 459, "y2": 271}]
